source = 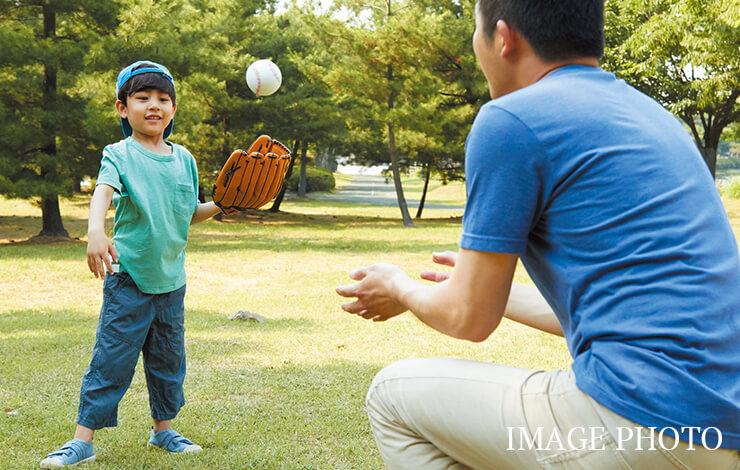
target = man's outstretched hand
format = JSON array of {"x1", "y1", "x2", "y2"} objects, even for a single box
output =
[{"x1": 336, "y1": 263, "x2": 411, "y2": 322}]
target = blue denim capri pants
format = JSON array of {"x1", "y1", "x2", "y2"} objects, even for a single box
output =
[{"x1": 77, "y1": 272, "x2": 187, "y2": 430}]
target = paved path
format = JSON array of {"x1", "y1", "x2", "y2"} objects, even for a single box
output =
[{"x1": 308, "y1": 173, "x2": 465, "y2": 211}]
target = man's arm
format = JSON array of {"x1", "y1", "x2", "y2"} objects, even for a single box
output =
[
  {"x1": 87, "y1": 184, "x2": 117, "y2": 279},
  {"x1": 190, "y1": 201, "x2": 222, "y2": 225},
  {"x1": 505, "y1": 283, "x2": 563, "y2": 336},
  {"x1": 421, "y1": 250, "x2": 563, "y2": 336},
  {"x1": 336, "y1": 248, "x2": 517, "y2": 342}
]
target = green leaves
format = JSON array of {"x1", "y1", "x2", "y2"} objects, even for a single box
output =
[{"x1": 604, "y1": 0, "x2": 740, "y2": 175}]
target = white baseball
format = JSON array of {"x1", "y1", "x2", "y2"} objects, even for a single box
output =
[{"x1": 246, "y1": 59, "x2": 282, "y2": 97}]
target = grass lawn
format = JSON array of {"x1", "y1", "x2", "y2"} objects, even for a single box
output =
[{"x1": 0, "y1": 192, "x2": 738, "y2": 469}]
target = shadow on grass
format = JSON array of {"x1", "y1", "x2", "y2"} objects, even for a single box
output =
[
  {"x1": 0, "y1": 211, "x2": 461, "y2": 260},
  {"x1": 0, "y1": 235, "x2": 459, "y2": 260},
  {"x1": 218, "y1": 209, "x2": 461, "y2": 229},
  {"x1": 186, "y1": 236, "x2": 459, "y2": 255},
  {"x1": 0, "y1": 239, "x2": 86, "y2": 260},
  {"x1": 0, "y1": 214, "x2": 88, "y2": 242}
]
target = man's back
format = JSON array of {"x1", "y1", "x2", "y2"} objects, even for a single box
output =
[{"x1": 463, "y1": 65, "x2": 740, "y2": 447}]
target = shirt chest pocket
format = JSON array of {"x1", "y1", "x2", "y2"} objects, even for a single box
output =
[{"x1": 172, "y1": 183, "x2": 196, "y2": 217}]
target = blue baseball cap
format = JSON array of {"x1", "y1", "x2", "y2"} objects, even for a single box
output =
[{"x1": 116, "y1": 60, "x2": 176, "y2": 139}]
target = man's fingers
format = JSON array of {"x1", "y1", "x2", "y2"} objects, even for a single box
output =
[
  {"x1": 341, "y1": 300, "x2": 365, "y2": 314},
  {"x1": 348, "y1": 267, "x2": 368, "y2": 281},
  {"x1": 420, "y1": 271, "x2": 450, "y2": 283},
  {"x1": 431, "y1": 251, "x2": 457, "y2": 267},
  {"x1": 109, "y1": 245, "x2": 118, "y2": 264},
  {"x1": 336, "y1": 284, "x2": 359, "y2": 298}
]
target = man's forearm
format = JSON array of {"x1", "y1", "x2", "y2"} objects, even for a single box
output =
[
  {"x1": 399, "y1": 250, "x2": 518, "y2": 342},
  {"x1": 398, "y1": 278, "x2": 504, "y2": 342},
  {"x1": 503, "y1": 283, "x2": 563, "y2": 336}
]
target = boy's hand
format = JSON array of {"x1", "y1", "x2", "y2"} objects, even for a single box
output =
[{"x1": 87, "y1": 229, "x2": 118, "y2": 279}]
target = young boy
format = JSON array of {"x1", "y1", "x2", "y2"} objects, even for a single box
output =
[{"x1": 41, "y1": 61, "x2": 222, "y2": 468}]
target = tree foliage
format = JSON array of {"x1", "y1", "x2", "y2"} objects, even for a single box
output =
[
  {"x1": 303, "y1": 0, "x2": 480, "y2": 224},
  {"x1": 603, "y1": 0, "x2": 740, "y2": 176},
  {"x1": 1, "y1": 0, "x2": 738, "y2": 235}
]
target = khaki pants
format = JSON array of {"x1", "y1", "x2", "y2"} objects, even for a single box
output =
[{"x1": 366, "y1": 358, "x2": 740, "y2": 470}]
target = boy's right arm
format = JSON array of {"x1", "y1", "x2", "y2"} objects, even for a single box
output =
[{"x1": 87, "y1": 184, "x2": 117, "y2": 279}]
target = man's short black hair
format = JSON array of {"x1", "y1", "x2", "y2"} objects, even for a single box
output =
[
  {"x1": 477, "y1": 0, "x2": 605, "y2": 61},
  {"x1": 117, "y1": 62, "x2": 176, "y2": 106}
]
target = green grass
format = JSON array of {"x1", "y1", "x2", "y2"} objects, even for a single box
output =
[
  {"x1": 332, "y1": 172, "x2": 353, "y2": 189},
  {"x1": 396, "y1": 173, "x2": 467, "y2": 207},
  {"x1": 1, "y1": 193, "x2": 738, "y2": 469},
  {"x1": 719, "y1": 177, "x2": 740, "y2": 200}
]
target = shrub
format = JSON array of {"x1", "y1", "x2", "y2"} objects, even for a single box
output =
[
  {"x1": 719, "y1": 177, "x2": 740, "y2": 199},
  {"x1": 716, "y1": 157, "x2": 740, "y2": 170},
  {"x1": 286, "y1": 165, "x2": 336, "y2": 193}
]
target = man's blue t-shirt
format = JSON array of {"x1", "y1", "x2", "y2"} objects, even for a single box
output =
[{"x1": 461, "y1": 66, "x2": 740, "y2": 449}]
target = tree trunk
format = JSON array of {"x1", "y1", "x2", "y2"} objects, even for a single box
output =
[
  {"x1": 39, "y1": 196, "x2": 69, "y2": 237},
  {"x1": 385, "y1": 57, "x2": 413, "y2": 227},
  {"x1": 388, "y1": 121, "x2": 414, "y2": 226},
  {"x1": 38, "y1": 1, "x2": 68, "y2": 238},
  {"x1": 415, "y1": 162, "x2": 430, "y2": 219},
  {"x1": 298, "y1": 141, "x2": 308, "y2": 197},
  {"x1": 701, "y1": 146, "x2": 717, "y2": 178},
  {"x1": 269, "y1": 140, "x2": 299, "y2": 212}
]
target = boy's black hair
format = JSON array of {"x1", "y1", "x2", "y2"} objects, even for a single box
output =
[
  {"x1": 117, "y1": 62, "x2": 176, "y2": 106},
  {"x1": 477, "y1": 0, "x2": 604, "y2": 61}
]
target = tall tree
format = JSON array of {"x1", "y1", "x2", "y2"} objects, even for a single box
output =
[
  {"x1": 0, "y1": 0, "x2": 119, "y2": 237},
  {"x1": 312, "y1": 0, "x2": 447, "y2": 226},
  {"x1": 602, "y1": 0, "x2": 740, "y2": 177},
  {"x1": 310, "y1": 0, "x2": 484, "y2": 223}
]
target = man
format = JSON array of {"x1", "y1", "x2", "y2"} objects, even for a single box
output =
[{"x1": 336, "y1": 1, "x2": 740, "y2": 468}]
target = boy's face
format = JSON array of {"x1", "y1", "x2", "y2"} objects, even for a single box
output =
[{"x1": 116, "y1": 89, "x2": 176, "y2": 139}]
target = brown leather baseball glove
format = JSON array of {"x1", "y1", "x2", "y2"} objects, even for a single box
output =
[{"x1": 212, "y1": 135, "x2": 292, "y2": 214}]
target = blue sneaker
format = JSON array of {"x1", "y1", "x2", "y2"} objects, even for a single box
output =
[
  {"x1": 40, "y1": 439, "x2": 95, "y2": 468},
  {"x1": 147, "y1": 428, "x2": 202, "y2": 454}
]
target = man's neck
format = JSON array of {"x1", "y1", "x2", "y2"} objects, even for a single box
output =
[
  {"x1": 494, "y1": 56, "x2": 599, "y2": 99},
  {"x1": 524, "y1": 56, "x2": 599, "y2": 87}
]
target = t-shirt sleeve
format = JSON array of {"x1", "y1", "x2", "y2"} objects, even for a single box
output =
[
  {"x1": 460, "y1": 105, "x2": 548, "y2": 255},
  {"x1": 96, "y1": 146, "x2": 122, "y2": 192}
]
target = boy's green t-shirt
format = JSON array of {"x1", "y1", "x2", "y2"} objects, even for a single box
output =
[{"x1": 96, "y1": 137, "x2": 199, "y2": 294}]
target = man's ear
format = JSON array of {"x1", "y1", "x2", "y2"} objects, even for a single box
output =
[
  {"x1": 115, "y1": 99, "x2": 127, "y2": 118},
  {"x1": 496, "y1": 19, "x2": 519, "y2": 59}
]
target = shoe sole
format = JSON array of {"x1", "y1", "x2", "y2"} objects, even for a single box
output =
[
  {"x1": 147, "y1": 443, "x2": 203, "y2": 454},
  {"x1": 40, "y1": 455, "x2": 96, "y2": 468}
]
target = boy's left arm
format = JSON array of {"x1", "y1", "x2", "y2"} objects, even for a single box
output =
[{"x1": 191, "y1": 201, "x2": 222, "y2": 225}]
